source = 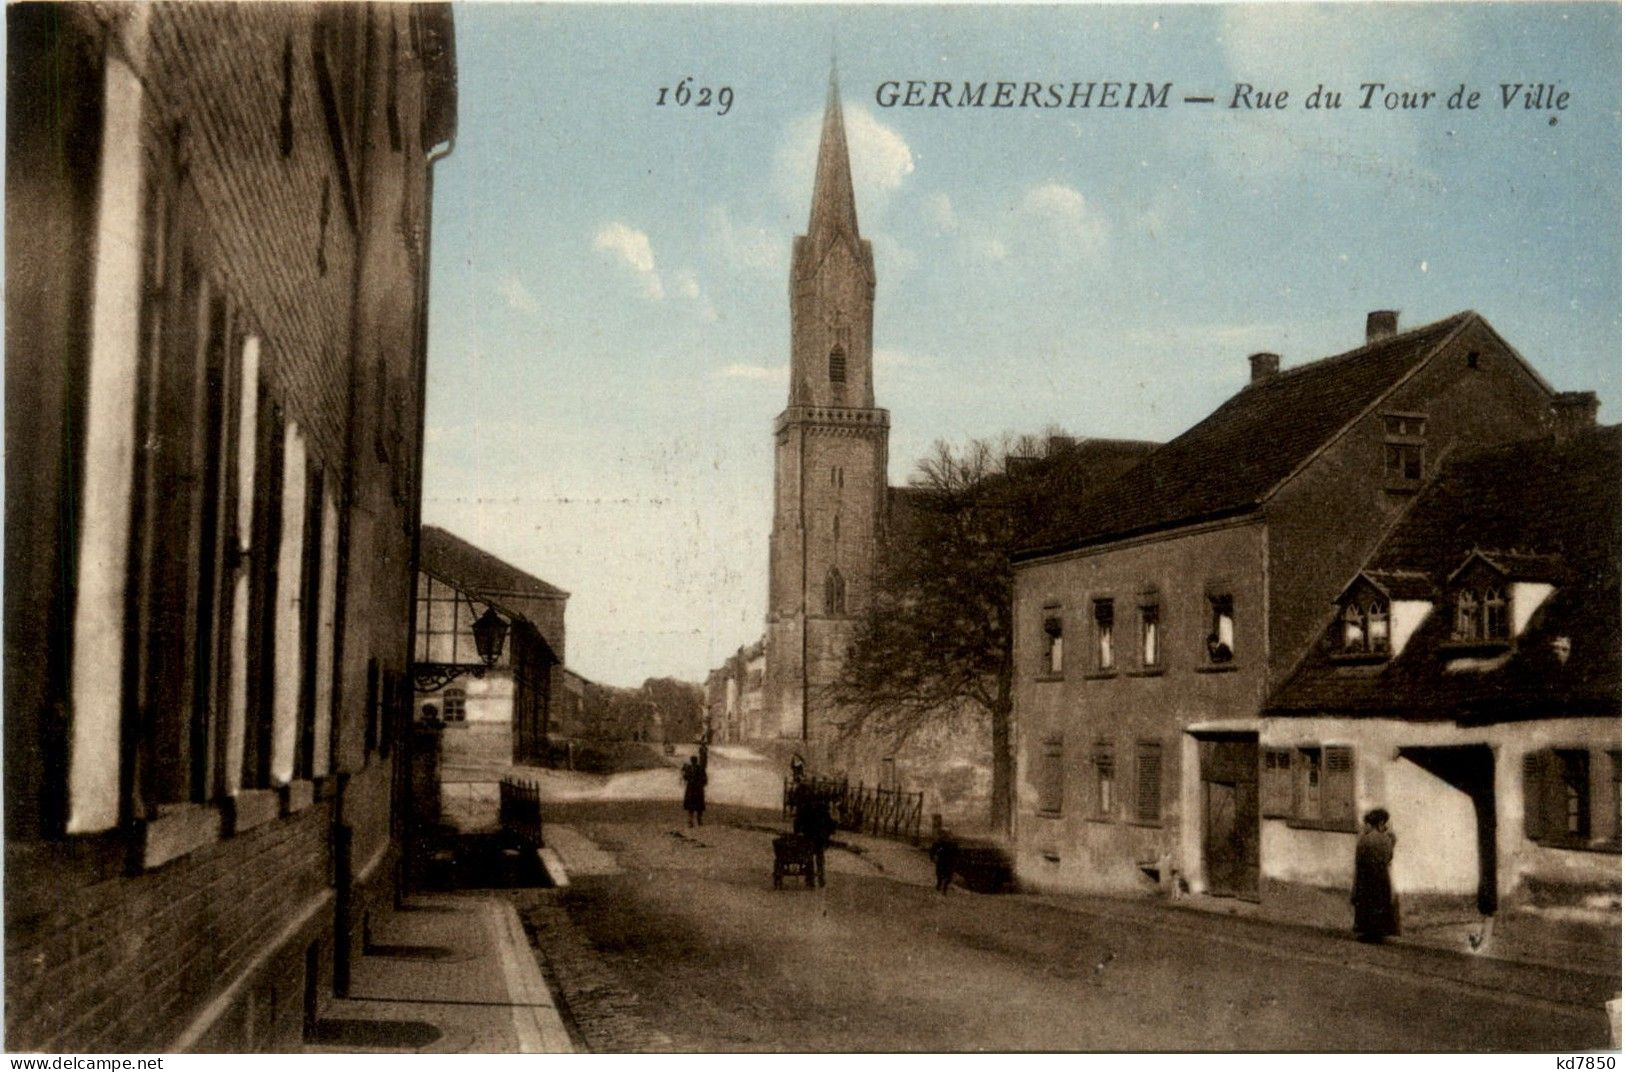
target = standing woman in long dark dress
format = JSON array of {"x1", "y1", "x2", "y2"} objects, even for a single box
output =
[
  {"x1": 1352, "y1": 808, "x2": 1399, "y2": 941},
  {"x1": 681, "y1": 755, "x2": 708, "y2": 827}
]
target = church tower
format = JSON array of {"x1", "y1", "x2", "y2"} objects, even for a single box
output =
[{"x1": 764, "y1": 70, "x2": 890, "y2": 742}]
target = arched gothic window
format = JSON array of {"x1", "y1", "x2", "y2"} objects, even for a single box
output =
[
  {"x1": 824, "y1": 567, "x2": 847, "y2": 616},
  {"x1": 1484, "y1": 585, "x2": 1508, "y2": 639},
  {"x1": 1455, "y1": 588, "x2": 1481, "y2": 640},
  {"x1": 828, "y1": 345, "x2": 847, "y2": 384},
  {"x1": 1341, "y1": 597, "x2": 1390, "y2": 654}
]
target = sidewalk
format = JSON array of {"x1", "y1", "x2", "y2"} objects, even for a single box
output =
[{"x1": 305, "y1": 893, "x2": 575, "y2": 1054}]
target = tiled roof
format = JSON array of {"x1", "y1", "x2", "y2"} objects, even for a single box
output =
[
  {"x1": 1360, "y1": 569, "x2": 1438, "y2": 601},
  {"x1": 1267, "y1": 425, "x2": 1621, "y2": 720},
  {"x1": 1016, "y1": 312, "x2": 1477, "y2": 559},
  {"x1": 890, "y1": 438, "x2": 1158, "y2": 546},
  {"x1": 419, "y1": 525, "x2": 569, "y2": 619}
]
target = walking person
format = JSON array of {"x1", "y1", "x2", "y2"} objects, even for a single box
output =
[
  {"x1": 929, "y1": 830, "x2": 959, "y2": 894},
  {"x1": 1352, "y1": 808, "x2": 1400, "y2": 942},
  {"x1": 681, "y1": 754, "x2": 708, "y2": 827},
  {"x1": 793, "y1": 792, "x2": 835, "y2": 887}
]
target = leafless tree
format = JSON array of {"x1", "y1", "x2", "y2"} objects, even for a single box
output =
[{"x1": 829, "y1": 432, "x2": 1075, "y2": 834}]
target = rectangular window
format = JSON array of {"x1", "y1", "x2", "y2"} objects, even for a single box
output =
[
  {"x1": 1093, "y1": 599, "x2": 1115, "y2": 671},
  {"x1": 1260, "y1": 748, "x2": 1294, "y2": 817},
  {"x1": 1207, "y1": 594, "x2": 1235, "y2": 663},
  {"x1": 1383, "y1": 413, "x2": 1426, "y2": 485},
  {"x1": 1524, "y1": 747, "x2": 1616, "y2": 849},
  {"x1": 1267, "y1": 744, "x2": 1357, "y2": 830},
  {"x1": 1038, "y1": 738, "x2": 1064, "y2": 815},
  {"x1": 1041, "y1": 609, "x2": 1064, "y2": 675},
  {"x1": 1134, "y1": 741, "x2": 1162, "y2": 824},
  {"x1": 1092, "y1": 741, "x2": 1116, "y2": 819},
  {"x1": 1557, "y1": 749, "x2": 1591, "y2": 839},
  {"x1": 1296, "y1": 747, "x2": 1323, "y2": 821},
  {"x1": 1140, "y1": 598, "x2": 1161, "y2": 669}
]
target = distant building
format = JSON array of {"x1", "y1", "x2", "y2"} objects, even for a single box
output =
[
  {"x1": 1010, "y1": 311, "x2": 1562, "y2": 899},
  {"x1": 551, "y1": 667, "x2": 591, "y2": 741},
  {"x1": 4, "y1": 4, "x2": 455, "y2": 1051},
  {"x1": 1261, "y1": 418, "x2": 1618, "y2": 929},
  {"x1": 413, "y1": 526, "x2": 568, "y2": 770}
]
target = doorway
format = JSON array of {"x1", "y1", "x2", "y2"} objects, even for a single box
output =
[{"x1": 1200, "y1": 735, "x2": 1259, "y2": 899}]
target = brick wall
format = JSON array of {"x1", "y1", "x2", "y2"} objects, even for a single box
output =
[
  {"x1": 4, "y1": 4, "x2": 451, "y2": 1052},
  {"x1": 6, "y1": 800, "x2": 331, "y2": 1051}
]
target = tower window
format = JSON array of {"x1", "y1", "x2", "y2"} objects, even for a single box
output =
[
  {"x1": 824, "y1": 567, "x2": 847, "y2": 615},
  {"x1": 829, "y1": 345, "x2": 847, "y2": 384}
]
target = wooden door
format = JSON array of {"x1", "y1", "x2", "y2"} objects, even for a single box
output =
[{"x1": 1202, "y1": 738, "x2": 1260, "y2": 899}]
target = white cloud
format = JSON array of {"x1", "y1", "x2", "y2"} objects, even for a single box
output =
[
  {"x1": 593, "y1": 221, "x2": 665, "y2": 300},
  {"x1": 777, "y1": 102, "x2": 915, "y2": 212},
  {"x1": 1019, "y1": 183, "x2": 1107, "y2": 253},
  {"x1": 497, "y1": 275, "x2": 538, "y2": 313},
  {"x1": 718, "y1": 363, "x2": 788, "y2": 383}
]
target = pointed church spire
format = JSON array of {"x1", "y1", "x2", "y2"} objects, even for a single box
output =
[{"x1": 807, "y1": 64, "x2": 860, "y2": 245}]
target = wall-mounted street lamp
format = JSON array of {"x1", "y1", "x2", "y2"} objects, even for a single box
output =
[
  {"x1": 413, "y1": 595, "x2": 511, "y2": 693},
  {"x1": 470, "y1": 604, "x2": 510, "y2": 667}
]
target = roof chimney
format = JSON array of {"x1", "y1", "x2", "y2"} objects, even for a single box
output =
[
  {"x1": 1552, "y1": 390, "x2": 1600, "y2": 439},
  {"x1": 1248, "y1": 352, "x2": 1280, "y2": 384},
  {"x1": 1366, "y1": 310, "x2": 1399, "y2": 343}
]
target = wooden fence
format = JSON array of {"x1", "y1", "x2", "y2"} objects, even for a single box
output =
[
  {"x1": 499, "y1": 776, "x2": 543, "y2": 848},
  {"x1": 784, "y1": 775, "x2": 923, "y2": 844}
]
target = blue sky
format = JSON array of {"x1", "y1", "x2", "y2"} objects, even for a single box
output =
[{"x1": 422, "y1": 2, "x2": 1621, "y2": 687}]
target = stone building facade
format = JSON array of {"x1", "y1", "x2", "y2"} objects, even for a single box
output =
[
  {"x1": 4, "y1": 4, "x2": 455, "y2": 1051},
  {"x1": 1010, "y1": 311, "x2": 1564, "y2": 900}
]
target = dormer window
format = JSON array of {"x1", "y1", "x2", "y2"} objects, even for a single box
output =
[
  {"x1": 1453, "y1": 583, "x2": 1509, "y2": 642},
  {"x1": 1341, "y1": 597, "x2": 1390, "y2": 654}
]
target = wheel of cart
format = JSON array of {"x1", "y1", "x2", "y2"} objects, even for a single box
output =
[{"x1": 772, "y1": 833, "x2": 817, "y2": 888}]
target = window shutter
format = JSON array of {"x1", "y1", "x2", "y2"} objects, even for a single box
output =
[
  {"x1": 1260, "y1": 748, "x2": 1294, "y2": 817},
  {"x1": 1135, "y1": 742, "x2": 1162, "y2": 823},
  {"x1": 1522, "y1": 750, "x2": 1549, "y2": 840},
  {"x1": 1039, "y1": 739, "x2": 1064, "y2": 814},
  {"x1": 1323, "y1": 746, "x2": 1355, "y2": 829}
]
